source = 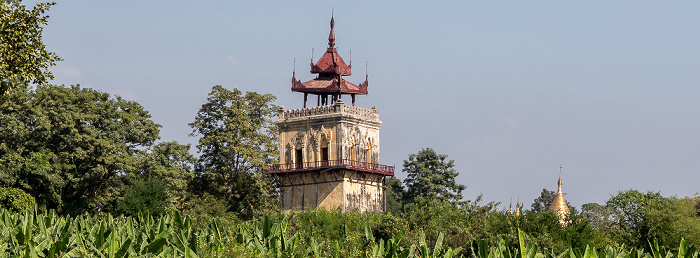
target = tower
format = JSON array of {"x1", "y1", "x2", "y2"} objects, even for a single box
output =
[
  {"x1": 264, "y1": 16, "x2": 394, "y2": 213},
  {"x1": 549, "y1": 166, "x2": 570, "y2": 225}
]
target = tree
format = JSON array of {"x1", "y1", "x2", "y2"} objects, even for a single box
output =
[
  {"x1": 581, "y1": 202, "x2": 615, "y2": 229},
  {"x1": 189, "y1": 86, "x2": 278, "y2": 218},
  {"x1": 0, "y1": 84, "x2": 160, "y2": 214},
  {"x1": 136, "y1": 141, "x2": 196, "y2": 198},
  {"x1": 402, "y1": 148, "x2": 466, "y2": 206},
  {"x1": 0, "y1": 186, "x2": 35, "y2": 211},
  {"x1": 605, "y1": 189, "x2": 664, "y2": 247},
  {"x1": 115, "y1": 179, "x2": 169, "y2": 217},
  {"x1": 531, "y1": 188, "x2": 575, "y2": 213},
  {"x1": 0, "y1": 1, "x2": 62, "y2": 94},
  {"x1": 531, "y1": 188, "x2": 555, "y2": 212},
  {"x1": 646, "y1": 197, "x2": 700, "y2": 249},
  {"x1": 385, "y1": 177, "x2": 405, "y2": 215}
]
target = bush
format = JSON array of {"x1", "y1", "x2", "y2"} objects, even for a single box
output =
[
  {"x1": 177, "y1": 193, "x2": 238, "y2": 227},
  {"x1": 116, "y1": 179, "x2": 169, "y2": 217},
  {"x1": 0, "y1": 187, "x2": 36, "y2": 211}
]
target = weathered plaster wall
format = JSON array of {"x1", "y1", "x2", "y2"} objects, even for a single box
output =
[
  {"x1": 277, "y1": 100, "x2": 382, "y2": 166},
  {"x1": 343, "y1": 170, "x2": 385, "y2": 212},
  {"x1": 278, "y1": 169, "x2": 385, "y2": 213},
  {"x1": 278, "y1": 170, "x2": 345, "y2": 213},
  {"x1": 275, "y1": 100, "x2": 386, "y2": 213}
]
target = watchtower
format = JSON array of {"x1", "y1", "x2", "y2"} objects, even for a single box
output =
[{"x1": 265, "y1": 16, "x2": 394, "y2": 213}]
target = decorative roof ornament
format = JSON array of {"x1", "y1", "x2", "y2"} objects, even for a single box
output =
[
  {"x1": 509, "y1": 198, "x2": 513, "y2": 214},
  {"x1": 291, "y1": 14, "x2": 369, "y2": 108},
  {"x1": 328, "y1": 14, "x2": 335, "y2": 47},
  {"x1": 549, "y1": 165, "x2": 570, "y2": 225}
]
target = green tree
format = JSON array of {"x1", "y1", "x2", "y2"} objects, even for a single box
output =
[
  {"x1": 0, "y1": 84, "x2": 160, "y2": 214},
  {"x1": 385, "y1": 177, "x2": 405, "y2": 215},
  {"x1": 115, "y1": 179, "x2": 169, "y2": 217},
  {"x1": 137, "y1": 141, "x2": 196, "y2": 198},
  {"x1": 0, "y1": 186, "x2": 35, "y2": 211},
  {"x1": 189, "y1": 85, "x2": 278, "y2": 218},
  {"x1": 606, "y1": 189, "x2": 664, "y2": 247},
  {"x1": 646, "y1": 196, "x2": 700, "y2": 249},
  {"x1": 531, "y1": 188, "x2": 555, "y2": 212},
  {"x1": 0, "y1": 1, "x2": 62, "y2": 94},
  {"x1": 581, "y1": 202, "x2": 615, "y2": 229},
  {"x1": 402, "y1": 148, "x2": 466, "y2": 206},
  {"x1": 531, "y1": 188, "x2": 574, "y2": 212}
]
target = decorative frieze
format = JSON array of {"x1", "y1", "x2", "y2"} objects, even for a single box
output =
[{"x1": 279, "y1": 100, "x2": 379, "y2": 122}]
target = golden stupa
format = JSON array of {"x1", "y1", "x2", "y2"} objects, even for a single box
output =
[{"x1": 549, "y1": 171, "x2": 570, "y2": 225}]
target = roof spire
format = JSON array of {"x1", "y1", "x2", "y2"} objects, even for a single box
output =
[
  {"x1": 550, "y1": 165, "x2": 570, "y2": 225},
  {"x1": 509, "y1": 197, "x2": 513, "y2": 213},
  {"x1": 328, "y1": 12, "x2": 335, "y2": 48},
  {"x1": 558, "y1": 164, "x2": 563, "y2": 188}
]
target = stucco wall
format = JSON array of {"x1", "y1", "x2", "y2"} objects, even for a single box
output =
[
  {"x1": 275, "y1": 101, "x2": 386, "y2": 213},
  {"x1": 278, "y1": 169, "x2": 385, "y2": 213}
]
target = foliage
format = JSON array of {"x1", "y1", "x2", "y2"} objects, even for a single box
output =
[
  {"x1": 531, "y1": 188, "x2": 575, "y2": 213},
  {"x1": 115, "y1": 179, "x2": 170, "y2": 217},
  {"x1": 189, "y1": 85, "x2": 279, "y2": 218},
  {"x1": 530, "y1": 188, "x2": 556, "y2": 212},
  {"x1": 606, "y1": 189, "x2": 664, "y2": 247},
  {"x1": 581, "y1": 202, "x2": 615, "y2": 230},
  {"x1": 646, "y1": 197, "x2": 700, "y2": 250},
  {"x1": 0, "y1": 0, "x2": 62, "y2": 94},
  {"x1": 402, "y1": 148, "x2": 466, "y2": 206},
  {"x1": 581, "y1": 189, "x2": 700, "y2": 251},
  {"x1": 177, "y1": 193, "x2": 238, "y2": 228},
  {"x1": 0, "y1": 186, "x2": 35, "y2": 211},
  {"x1": 136, "y1": 140, "x2": 196, "y2": 198},
  {"x1": 485, "y1": 208, "x2": 599, "y2": 254},
  {"x1": 0, "y1": 84, "x2": 160, "y2": 214},
  {"x1": 0, "y1": 208, "x2": 231, "y2": 257},
  {"x1": 2, "y1": 208, "x2": 699, "y2": 258},
  {"x1": 385, "y1": 177, "x2": 405, "y2": 215}
]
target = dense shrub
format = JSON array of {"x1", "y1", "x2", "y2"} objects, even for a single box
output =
[
  {"x1": 0, "y1": 187, "x2": 35, "y2": 211},
  {"x1": 115, "y1": 179, "x2": 169, "y2": 217}
]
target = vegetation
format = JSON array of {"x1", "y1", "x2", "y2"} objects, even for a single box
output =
[
  {"x1": 2, "y1": 1, "x2": 700, "y2": 256},
  {"x1": 0, "y1": 187, "x2": 35, "y2": 211},
  {"x1": 400, "y1": 148, "x2": 467, "y2": 208},
  {"x1": 1, "y1": 207, "x2": 699, "y2": 257},
  {"x1": 188, "y1": 85, "x2": 279, "y2": 219},
  {"x1": 0, "y1": 0, "x2": 62, "y2": 94}
]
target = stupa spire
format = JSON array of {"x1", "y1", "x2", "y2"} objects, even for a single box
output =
[
  {"x1": 328, "y1": 13, "x2": 335, "y2": 48},
  {"x1": 549, "y1": 164, "x2": 570, "y2": 225}
]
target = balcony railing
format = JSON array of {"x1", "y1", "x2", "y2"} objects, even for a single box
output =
[{"x1": 265, "y1": 159, "x2": 394, "y2": 176}]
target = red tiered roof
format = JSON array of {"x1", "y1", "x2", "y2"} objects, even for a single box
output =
[{"x1": 291, "y1": 15, "x2": 368, "y2": 107}]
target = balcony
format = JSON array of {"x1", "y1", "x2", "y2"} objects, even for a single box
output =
[{"x1": 264, "y1": 159, "x2": 395, "y2": 176}]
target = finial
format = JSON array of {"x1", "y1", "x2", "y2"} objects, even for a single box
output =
[
  {"x1": 558, "y1": 164, "x2": 563, "y2": 187},
  {"x1": 365, "y1": 62, "x2": 368, "y2": 80},
  {"x1": 328, "y1": 12, "x2": 336, "y2": 48},
  {"x1": 311, "y1": 48, "x2": 314, "y2": 63},
  {"x1": 509, "y1": 198, "x2": 513, "y2": 213},
  {"x1": 293, "y1": 58, "x2": 296, "y2": 75}
]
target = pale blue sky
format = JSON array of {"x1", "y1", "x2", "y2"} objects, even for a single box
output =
[{"x1": 33, "y1": 1, "x2": 700, "y2": 209}]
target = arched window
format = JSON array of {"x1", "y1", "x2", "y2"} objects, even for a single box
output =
[
  {"x1": 366, "y1": 144, "x2": 372, "y2": 168},
  {"x1": 320, "y1": 138, "x2": 329, "y2": 166},
  {"x1": 295, "y1": 147, "x2": 303, "y2": 169}
]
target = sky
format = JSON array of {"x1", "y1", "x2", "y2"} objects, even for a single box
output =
[{"x1": 30, "y1": 1, "x2": 700, "y2": 210}]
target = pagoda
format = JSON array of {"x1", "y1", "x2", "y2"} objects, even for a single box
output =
[
  {"x1": 291, "y1": 15, "x2": 368, "y2": 108},
  {"x1": 265, "y1": 16, "x2": 393, "y2": 213},
  {"x1": 549, "y1": 170, "x2": 570, "y2": 225}
]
